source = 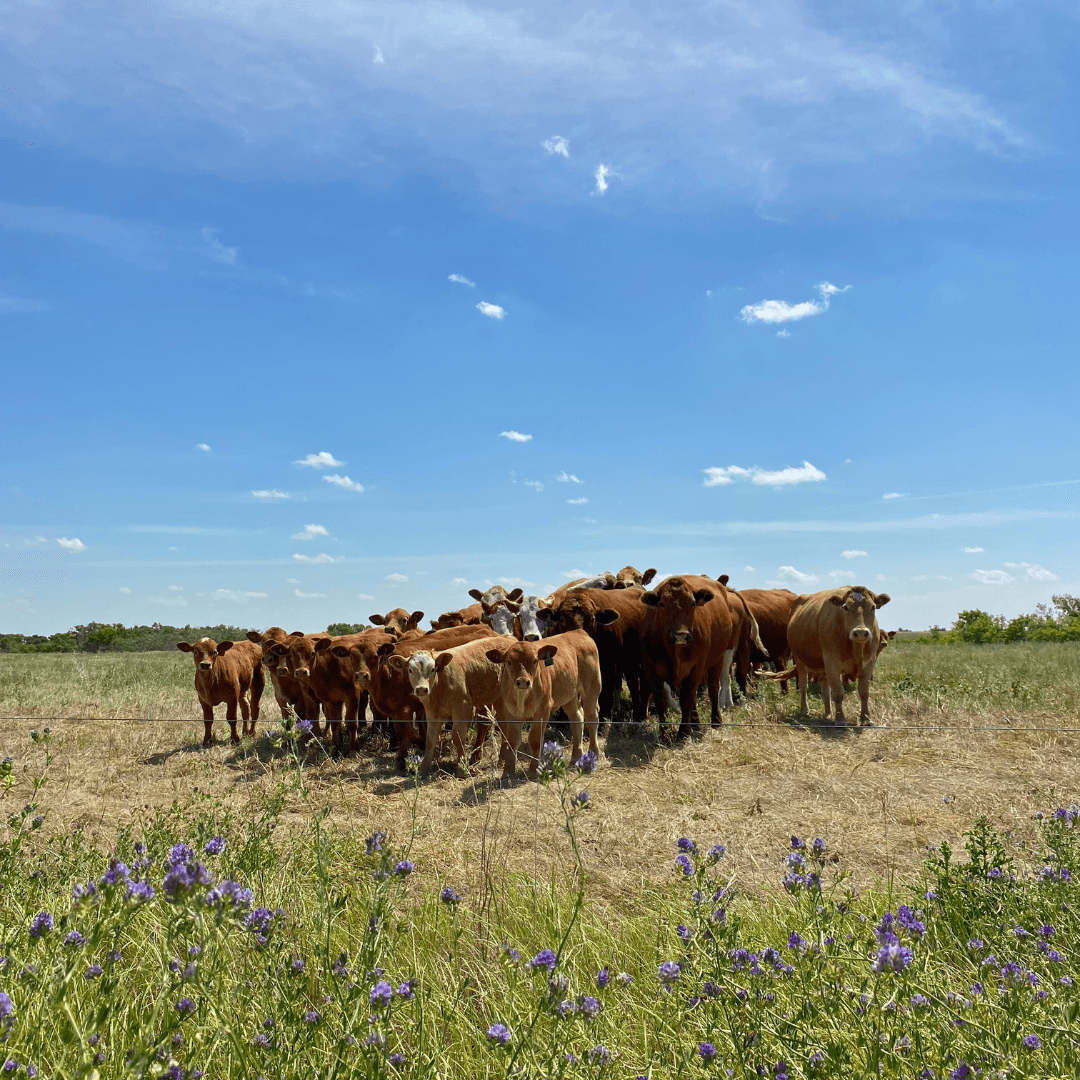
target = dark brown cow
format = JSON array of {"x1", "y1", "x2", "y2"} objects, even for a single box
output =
[
  {"x1": 176, "y1": 637, "x2": 264, "y2": 747},
  {"x1": 786, "y1": 585, "x2": 891, "y2": 726},
  {"x1": 725, "y1": 586, "x2": 796, "y2": 694},
  {"x1": 369, "y1": 608, "x2": 424, "y2": 634},
  {"x1": 539, "y1": 586, "x2": 650, "y2": 720},
  {"x1": 639, "y1": 575, "x2": 741, "y2": 738},
  {"x1": 429, "y1": 603, "x2": 484, "y2": 630},
  {"x1": 246, "y1": 627, "x2": 324, "y2": 729}
]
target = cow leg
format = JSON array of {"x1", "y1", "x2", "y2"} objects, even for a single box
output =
[
  {"x1": 526, "y1": 714, "x2": 549, "y2": 779},
  {"x1": 566, "y1": 698, "x2": 585, "y2": 765},
  {"x1": 498, "y1": 718, "x2": 524, "y2": 780},
  {"x1": 200, "y1": 700, "x2": 215, "y2": 748},
  {"x1": 342, "y1": 692, "x2": 361, "y2": 757},
  {"x1": 582, "y1": 691, "x2": 600, "y2": 759},
  {"x1": 225, "y1": 690, "x2": 241, "y2": 746},
  {"x1": 323, "y1": 701, "x2": 344, "y2": 754},
  {"x1": 677, "y1": 677, "x2": 699, "y2": 739},
  {"x1": 247, "y1": 664, "x2": 264, "y2": 736},
  {"x1": 819, "y1": 678, "x2": 832, "y2": 718},
  {"x1": 237, "y1": 686, "x2": 251, "y2": 741},
  {"x1": 823, "y1": 657, "x2": 847, "y2": 726},
  {"x1": 858, "y1": 666, "x2": 873, "y2": 726},
  {"x1": 796, "y1": 663, "x2": 810, "y2": 715},
  {"x1": 420, "y1": 712, "x2": 444, "y2": 776}
]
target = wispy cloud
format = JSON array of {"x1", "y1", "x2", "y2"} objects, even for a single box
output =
[
  {"x1": 253, "y1": 489, "x2": 288, "y2": 499},
  {"x1": 743, "y1": 565, "x2": 756, "y2": 572},
  {"x1": 567, "y1": 497, "x2": 588, "y2": 504},
  {"x1": 292, "y1": 524, "x2": 329, "y2": 541},
  {"x1": 476, "y1": 301, "x2": 505, "y2": 319},
  {"x1": 740, "y1": 282, "x2": 850, "y2": 325},
  {"x1": 57, "y1": 537, "x2": 86, "y2": 552},
  {"x1": 593, "y1": 164, "x2": 615, "y2": 195},
  {"x1": 0, "y1": 295, "x2": 46, "y2": 313},
  {"x1": 212, "y1": 588, "x2": 268, "y2": 601},
  {"x1": 323, "y1": 474, "x2": 364, "y2": 492},
  {"x1": 500, "y1": 431, "x2": 532, "y2": 443},
  {"x1": 200, "y1": 227, "x2": 237, "y2": 264},
  {"x1": 168, "y1": 585, "x2": 183, "y2": 591},
  {"x1": 962, "y1": 546, "x2": 984, "y2": 553},
  {"x1": 829, "y1": 569, "x2": 856, "y2": 581},
  {"x1": 294, "y1": 589, "x2": 325, "y2": 599},
  {"x1": 543, "y1": 136, "x2": 570, "y2": 157},
  {"x1": 883, "y1": 492, "x2": 908, "y2": 500},
  {"x1": 358, "y1": 592, "x2": 375, "y2": 599},
  {"x1": 842, "y1": 549, "x2": 868, "y2": 558},
  {"x1": 557, "y1": 472, "x2": 583, "y2": 483},
  {"x1": 372, "y1": 45, "x2": 384, "y2": 65},
  {"x1": 450, "y1": 577, "x2": 468, "y2": 586},
  {"x1": 972, "y1": 569, "x2": 1014, "y2": 585},
  {"x1": 775, "y1": 565, "x2": 818, "y2": 584},
  {"x1": 118, "y1": 586, "x2": 131, "y2": 594},
  {"x1": 195, "y1": 442, "x2": 211, "y2": 452},
  {"x1": 448, "y1": 273, "x2": 475, "y2": 286},
  {"x1": 703, "y1": 461, "x2": 826, "y2": 487},
  {"x1": 386, "y1": 572, "x2": 408, "y2": 582},
  {"x1": 1004, "y1": 561, "x2": 1058, "y2": 581},
  {"x1": 523, "y1": 480, "x2": 543, "y2": 491},
  {"x1": 295, "y1": 451, "x2": 343, "y2": 468},
  {"x1": 292, "y1": 552, "x2": 335, "y2": 564}
]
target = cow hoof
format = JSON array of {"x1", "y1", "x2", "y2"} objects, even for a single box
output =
[{"x1": 230, "y1": 737, "x2": 241, "y2": 747}]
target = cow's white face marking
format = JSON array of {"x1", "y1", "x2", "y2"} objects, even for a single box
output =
[
  {"x1": 570, "y1": 572, "x2": 615, "y2": 591},
  {"x1": 407, "y1": 651, "x2": 437, "y2": 696},
  {"x1": 485, "y1": 604, "x2": 516, "y2": 637},
  {"x1": 479, "y1": 586, "x2": 511, "y2": 607},
  {"x1": 517, "y1": 596, "x2": 545, "y2": 641}
]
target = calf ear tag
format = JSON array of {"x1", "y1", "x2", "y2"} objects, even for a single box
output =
[{"x1": 544, "y1": 655, "x2": 554, "y2": 667}]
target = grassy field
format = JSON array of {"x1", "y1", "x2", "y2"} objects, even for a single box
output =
[{"x1": 0, "y1": 643, "x2": 1077, "y2": 1077}]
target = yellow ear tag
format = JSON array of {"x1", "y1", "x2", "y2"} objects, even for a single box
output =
[{"x1": 544, "y1": 656, "x2": 554, "y2": 667}]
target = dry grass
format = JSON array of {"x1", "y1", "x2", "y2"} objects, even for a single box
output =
[{"x1": 1, "y1": 644, "x2": 1078, "y2": 906}]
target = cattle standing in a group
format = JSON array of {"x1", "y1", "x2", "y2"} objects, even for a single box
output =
[
  {"x1": 480, "y1": 594, "x2": 548, "y2": 641},
  {"x1": 729, "y1": 587, "x2": 797, "y2": 693},
  {"x1": 639, "y1": 575, "x2": 745, "y2": 738},
  {"x1": 486, "y1": 630, "x2": 602, "y2": 774},
  {"x1": 176, "y1": 637, "x2": 264, "y2": 747},
  {"x1": 246, "y1": 627, "x2": 323, "y2": 730},
  {"x1": 368, "y1": 609, "x2": 424, "y2": 634},
  {"x1": 786, "y1": 586, "x2": 891, "y2": 726}
]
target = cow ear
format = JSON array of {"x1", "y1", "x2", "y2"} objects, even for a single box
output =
[
  {"x1": 485, "y1": 649, "x2": 506, "y2": 664},
  {"x1": 828, "y1": 594, "x2": 845, "y2": 606},
  {"x1": 536, "y1": 607, "x2": 554, "y2": 622},
  {"x1": 504, "y1": 600, "x2": 521, "y2": 613},
  {"x1": 692, "y1": 589, "x2": 714, "y2": 606},
  {"x1": 408, "y1": 610, "x2": 424, "y2": 628},
  {"x1": 331, "y1": 646, "x2": 351, "y2": 658},
  {"x1": 888, "y1": 630, "x2": 897, "y2": 639},
  {"x1": 369, "y1": 614, "x2": 386, "y2": 625},
  {"x1": 538, "y1": 645, "x2": 559, "y2": 663},
  {"x1": 641, "y1": 568, "x2": 657, "y2": 586},
  {"x1": 641, "y1": 591, "x2": 660, "y2": 606},
  {"x1": 435, "y1": 653, "x2": 454, "y2": 673},
  {"x1": 270, "y1": 643, "x2": 289, "y2": 656},
  {"x1": 245, "y1": 630, "x2": 262, "y2": 643},
  {"x1": 468, "y1": 589, "x2": 483, "y2": 601},
  {"x1": 717, "y1": 574, "x2": 730, "y2": 586},
  {"x1": 176, "y1": 642, "x2": 193, "y2": 652},
  {"x1": 507, "y1": 588, "x2": 524, "y2": 602},
  {"x1": 376, "y1": 642, "x2": 396, "y2": 658},
  {"x1": 595, "y1": 609, "x2": 620, "y2": 626},
  {"x1": 215, "y1": 640, "x2": 233, "y2": 654},
  {"x1": 288, "y1": 630, "x2": 305, "y2": 637},
  {"x1": 314, "y1": 637, "x2": 333, "y2": 653},
  {"x1": 875, "y1": 593, "x2": 891, "y2": 609}
]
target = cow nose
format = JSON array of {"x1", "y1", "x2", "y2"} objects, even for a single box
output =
[
  {"x1": 515, "y1": 678, "x2": 531, "y2": 689},
  {"x1": 670, "y1": 631, "x2": 692, "y2": 645},
  {"x1": 295, "y1": 667, "x2": 310, "y2": 677},
  {"x1": 850, "y1": 628, "x2": 872, "y2": 641},
  {"x1": 524, "y1": 633, "x2": 540, "y2": 642},
  {"x1": 199, "y1": 662, "x2": 211, "y2": 670},
  {"x1": 414, "y1": 686, "x2": 428, "y2": 697}
]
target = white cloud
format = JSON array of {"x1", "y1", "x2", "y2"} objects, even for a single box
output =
[
  {"x1": 292, "y1": 553, "x2": 335, "y2": 564},
  {"x1": 200, "y1": 227, "x2": 237, "y2": 264},
  {"x1": 776, "y1": 329, "x2": 791, "y2": 338},
  {"x1": 563, "y1": 569, "x2": 589, "y2": 579},
  {"x1": 523, "y1": 480, "x2": 543, "y2": 491},
  {"x1": 557, "y1": 471, "x2": 583, "y2": 483},
  {"x1": 829, "y1": 569, "x2": 856, "y2": 581},
  {"x1": 252, "y1": 489, "x2": 288, "y2": 499},
  {"x1": 500, "y1": 430, "x2": 532, "y2": 443},
  {"x1": 740, "y1": 282, "x2": 849, "y2": 325},
  {"x1": 450, "y1": 577, "x2": 468, "y2": 586},
  {"x1": 212, "y1": 589, "x2": 268, "y2": 601},
  {"x1": 0, "y1": 295, "x2": 46, "y2": 313},
  {"x1": 358, "y1": 592, "x2": 375, "y2": 599},
  {"x1": 168, "y1": 585, "x2": 183, "y2": 591},
  {"x1": 743, "y1": 565, "x2": 755, "y2": 572},
  {"x1": 1004, "y1": 562, "x2": 1059, "y2": 582},
  {"x1": 883, "y1": 492, "x2": 908, "y2": 500},
  {"x1": 372, "y1": 45, "x2": 384, "y2": 64},
  {"x1": 118, "y1": 586, "x2": 131, "y2": 594},
  {"x1": 776, "y1": 565, "x2": 818, "y2": 584},
  {"x1": 498, "y1": 576, "x2": 534, "y2": 588},
  {"x1": 703, "y1": 461, "x2": 826, "y2": 487},
  {"x1": 323, "y1": 474, "x2": 364, "y2": 492},
  {"x1": 567, "y1": 497, "x2": 588, "y2": 504},
  {"x1": 195, "y1": 442, "x2": 211, "y2": 452},
  {"x1": 972, "y1": 569, "x2": 1014, "y2": 585},
  {"x1": 292, "y1": 523, "x2": 329, "y2": 541},
  {"x1": 57, "y1": 537, "x2": 86, "y2": 552},
  {"x1": 543, "y1": 135, "x2": 570, "y2": 157},
  {"x1": 593, "y1": 163, "x2": 616, "y2": 195},
  {"x1": 386, "y1": 572, "x2": 408, "y2": 582},
  {"x1": 295, "y1": 451, "x2": 344, "y2": 468},
  {"x1": 286, "y1": 578, "x2": 301, "y2": 583},
  {"x1": 962, "y1": 546, "x2": 984, "y2": 553},
  {"x1": 294, "y1": 589, "x2": 325, "y2": 599},
  {"x1": 842, "y1": 550, "x2": 868, "y2": 559},
  {"x1": 448, "y1": 273, "x2": 475, "y2": 286},
  {"x1": 476, "y1": 301, "x2": 506, "y2": 319}
]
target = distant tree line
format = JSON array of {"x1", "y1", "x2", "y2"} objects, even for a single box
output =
[
  {"x1": 0, "y1": 621, "x2": 368, "y2": 654},
  {"x1": 922, "y1": 594, "x2": 1080, "y2": 644}
]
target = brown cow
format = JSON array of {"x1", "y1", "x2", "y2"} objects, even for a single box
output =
[
  {"x1": 726, "y1": 586, "x2": 796, "y2": 694},
  {"x1": 640, "y1": 575, "x2": 741, "y2": 738},
  {"x1": 369, "y1": 608, "x2": 424, "y2": 634},
  {"x1": 786, "y1": 585, "x2": 891, "y2": 726},
  {"x1": 246, "y1": 627, "x2": 324, "y2": 729},
  {"x1": 485, "y1": 629, "x2": 602, "y2": 773},
  {"x1": 613, "y1": 566, "x2": 658, "y2": 590},
  {"x1": 176, "y1": 637, "x2": 264, "y2": 747},
  {"x1": 429, "y1": 602, "x2": 484, "y2": 630}
]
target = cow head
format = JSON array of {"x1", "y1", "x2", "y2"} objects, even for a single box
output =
[
  {"x1": 279, "y1": 635, "x2": 319, "y2": 680},
  {"x1": 541, "y1": 594, "x2": 619, "y2": 637},
  {"x1": 486, "y1": 641, "x2": 558, "y2": 692},
  {"x1": 468, "y1": 585, "x2": 524, "y2": 607},
  {"x1": 641, "y1": 577, "x2": 713, "y2": 646},
  {"x1": 176, "y1": 637, "x2": 233, "y2": 671},
  {"x1": 827, "y1": 587, "x2": 891, "y2": 643},
  {"x1": 431, "y1": 610, "x2": 465, "y2": 630},
  {"x1": 516, "y1": 595, "x2": 550, "y2": 641},
  {"x1": 570, "y1": 571, "x2": 616, "y2": 592},
  {"x1": 369, "y1": 609, "x2": 425, "y2": 634},
  {"x1": 336, "y1": 640, "x2": 379, "y2": 691},
  {"x1": 613, "y1": 565, "x2": 657, "y2": 589},
  {"x1": 404, "y1": 650, "x2": 454, "y2": 698},
  {"x1": 482, "y1": 600, "x2": 520, "y2": 638}
]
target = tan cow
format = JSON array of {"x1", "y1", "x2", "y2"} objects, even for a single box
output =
[
  {"x1": 176, "y1": 637, "x2": 264, "y2": 747},
  {"x1": 485, "y1": 630, "x2": 602, "y2": 774},
  {"x1": 429, "y1": 603, "x2": 484, "y2": 630},
  {"x1": 368, "y1": 608, "x2": 424, "y2": 634},
  {"x1": 786, "y1": 586, "x2": 891, "y2": 726}
]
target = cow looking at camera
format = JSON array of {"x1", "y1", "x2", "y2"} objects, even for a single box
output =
[{"x1": 176, "y1": 637, "x2": 264, "y2": 747}]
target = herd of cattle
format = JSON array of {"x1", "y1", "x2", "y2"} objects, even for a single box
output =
[{"x1": 176, "y1": 567, "x2": 894, "y2": 778}]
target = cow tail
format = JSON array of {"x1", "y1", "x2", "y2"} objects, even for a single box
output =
[{"x1": 735, "y1": 591, "x2": 768, "y2": 657}]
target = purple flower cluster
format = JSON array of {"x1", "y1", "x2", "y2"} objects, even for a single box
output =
[
  {"x1": 203, "y1": 836, "x2": 226, "y2": 856},
  {"x1": 486, "y1": 1023, "x2": 512, "y2": 1046},
  {"x1": 163, "y1": 845, "x2": 212, "y2": 900},
  {"x1": 529, "y1": 949, "x2": 557, "y2": 973},
  {"x1": 440, "y1": 887, "x2": 462, "y2": 906},
  {"x1": 0, "y1": 992, "x2": 12, "y2": 1041},
  {"x1": 576, "y1": 750, "x2": 598, "y2": 774},
  {"x1": 872, "y1": 912, "x2": 914, "y2": 974},
  {"x1": 27, "y1": 913, "x2": 52, "y2": 940}
]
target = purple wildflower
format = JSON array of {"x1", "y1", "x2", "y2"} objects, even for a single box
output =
[
  {"x1": 588, "y1": 1045, "x2": 610, "y2": 1065},
  {"x1": 530, "y1": 949, "x2": 557, "y2": 972},
  {"x1": 393, "y1": 860, "x2": 414, "y2": 877},
  {"x1": 596, "y1": 967, "x2": 611, "y2": 989},
  {"x1": 577, "y1": 750, "x2": 598, "y2": 774},
  {"x1": 369, "y1": 981, "x2": 393, "y2": 1009},
  {"x1": 440, "y1": 887, "x2": 462, "y2": 905},
  {"x1": 204, "y1": 836, "x2": 226, "y2": 856},
  {"x1": 28, "y1": 913, "x2": 52, "y2": 939},
  {"x1": 658, "y1": 961, "x2": 681, "y2": 984},
  {"x1": 1023, "y1": 1034, "x2": 1041, "y2": 1051},
  {"x1": 580, "y1": 995, "x2": 600, "y2": 1020},
  {"x1": 177, "y1": 997, "x2": 195, "y2": 1016},
  {"x1": 85, "y1": 964, "x2": 103, "y2": 979},
  {"x1": 303, "y1": 1009, "x2": 320, "y2": 1024},
  {"x1": 675, "y1": 854, "x2": 693, "y2": 877},
  {"x1": 486, "y1": 1023, "x2": 511, "y2": 1046},
  {"x1": 389, "y1": 1053, "x2": 405, "y2": 1068},
  {"x1": 699, "y1": 1043, "x2": 717, "y2": 1062}
]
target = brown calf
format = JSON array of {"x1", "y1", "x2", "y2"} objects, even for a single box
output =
[
  {"x1": 245, "y1": 627, "x2": 323, "y2": 729},
  {"x1": 369, "y1": 608, "x2": 424, "y2": 634},
  {"x1": 176, "y1": 637, "x2": 264, "y2": 747}
]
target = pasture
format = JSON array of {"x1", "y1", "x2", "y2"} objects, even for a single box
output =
[{"x1": 0, "y1": 642, "x2": 1077, "y2": 1077}]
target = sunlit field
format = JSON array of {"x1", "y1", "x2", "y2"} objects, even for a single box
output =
[{"x1": 0, "y1": 643, "x2": 1077, "y2": 1077}]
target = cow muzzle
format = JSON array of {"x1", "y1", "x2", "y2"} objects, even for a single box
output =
[
  {"x1": 523, "y1": 633, "x2": 540, "y2": 642},
  {"x1": 670, "y1": 630, "x2": 693, "y2": 646},
  {"x1": 199, "y1": 661, "x2": 212, "y2": 670},
  {"x1": 294, "y1": 666, "x2": 311, "y2": 678},
  {"x1": 413, "y1": 686, "x2": 429, "y2": 697},
  {"x1": 515, "y1": 677, "x2": 532, "y2": 690},
  {"x1": 849, "y1": 627, "x2": 872, "y2": 642}
]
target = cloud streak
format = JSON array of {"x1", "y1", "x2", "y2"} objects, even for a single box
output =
[
  {"x1": 295, "y1": 451, "x2": 343, "y2": 468},
  {"x1": 740, "y1": 282, "x2": 849, "y2": 325},
  {"x1": 703, "y1": 461, "x2": 826, "y2": 487},
  {"x1": 476, "y1": 301, "x2": 505, "y2": 319},
  {"x1": 323, "y1": 474, "x2": 364, "y2": 492},
  {"x1": 500, "y1": 430, "x2": 532, "y2": 443}
]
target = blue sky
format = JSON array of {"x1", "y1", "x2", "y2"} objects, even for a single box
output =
[{"x1": 2, "y1": 0, "x2": 1079, "y2": 634}]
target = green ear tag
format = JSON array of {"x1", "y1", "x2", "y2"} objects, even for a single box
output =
[{"x1": 544, "y1": 656, "x2": 554, "y2": 667}]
